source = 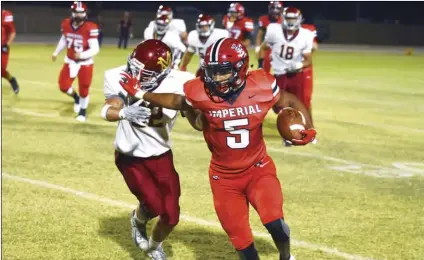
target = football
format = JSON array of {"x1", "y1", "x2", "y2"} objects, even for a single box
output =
[{"x1": 276, "y1": 107, "x2": 306, "y2": 141}]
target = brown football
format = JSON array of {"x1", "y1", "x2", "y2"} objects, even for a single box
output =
[{"x1": 276, "y1": 107, "x2": 306, "y2": 141}]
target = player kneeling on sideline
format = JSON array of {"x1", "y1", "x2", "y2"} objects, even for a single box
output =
[
  {"x1": 119, "y1": 37, "x2": 316, "y2": 260},
  {"x1": 101, "y1": 39, "x2": 197, "y2": 260}
]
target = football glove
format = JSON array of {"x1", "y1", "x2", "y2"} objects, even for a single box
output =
[
  {"x1": 118, "y1": 106, "x2": 151, "y2": 127},
  {"x1": 119, "y1": 72, "x2": 147, "y2": 100},
  {"x1": 1, "y1": 44, "x2": 9, "y2": 53},
  {"x1": 290, "y1": 128, "x2": 317, "y2": 146},
  {"x1": 285, "y1": 62, "x2": 303, "y2": 73}
]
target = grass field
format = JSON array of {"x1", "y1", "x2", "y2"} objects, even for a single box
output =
[{"x1": 2, "y1": 44, "x2": 424, "y2": 260}]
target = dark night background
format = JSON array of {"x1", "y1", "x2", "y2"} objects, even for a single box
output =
[{"x1": 7, "y1": 1, "x2": 424, "y2": 25}]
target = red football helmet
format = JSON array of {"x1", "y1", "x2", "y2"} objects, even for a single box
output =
[
  {"x1": 196, "y1": 14, "x2": 215, "y2": 39},
  {"x1": 156, "y1": 5, "x2": 173, "y2": 20},
  {"x1": 126, "y1": 39, "x2": 172, "y2": 91},
  {"x1": 227, "y1": 2, "x2": 245, "y2": 20},
  {"x1": 154, "y1": 15, "x2": 171, "y2": 36},
  {"x1": 202, "y1": 38, "x2": 249, "y2": 102},
  {"x1": 283, "y1": 7, "x2": 302, "y2": 31},
  {"x1": 70, "y1": 1, "x2": 87, "y2": 23},
  {"x1": 269, "y1": 1, "x2": 283, "y2": 16}
]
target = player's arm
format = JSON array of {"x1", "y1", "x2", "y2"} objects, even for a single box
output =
[
  {"x1": 2, "y1": 16, "x2": 16, "y2": 54},
  {"x1": 241, "y1": 19, "x2": 254, "y2": 48},
  {"x1": 52, "y1": 34, "x2": 67, "y2": 61},
  {"x1": 275, "y1": 90, "x2": 314, "y2": 129},
  {"x1": 183, "y1": 108, "x2": 203, "y2": 131},
  {"x1": 301, "y1": 52, "x2": 312, "y2": 68},
  {"x1": 77, "y1": 27, "x2": 100, "y2": 60},
  {"x1": 258, "y1": 24, "x2": 273, "y2": 67},
  {"x1": 179, "y1": 50, "x2": 194, "y2": 71},
  {"x1": 255, "y1": 27, "x2": 265, "y2": 55},
  {"x1": 180, "y1": 31, "x2": 188, "y2": 43}
]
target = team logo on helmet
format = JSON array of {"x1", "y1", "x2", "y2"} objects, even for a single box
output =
[
  {"x1": 157, "y1": 51, "x2": 172, "y2": 71},
  {"x1": 231, "y1": 43, "x2": 247, "y2": 58}
]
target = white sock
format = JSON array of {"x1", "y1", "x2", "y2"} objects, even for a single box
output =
[
  {"x1": 149, "y1": 237, "x2": 162, "y2": 249},
  {"x1": 66, "y1": 87, "x2": 74, "y2": 95},
  {"x1": 79, "y1": 95, "x2": 90, "y2": 109}
]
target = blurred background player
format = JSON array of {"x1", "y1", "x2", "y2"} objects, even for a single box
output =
[
  {"x1": 147, "y1": 5, "x2": 187, "y2": 44},
  {"x1": 144, "y1": 15, "x2": 186, "y2": 69},
  {"x1": 301, "y1": 22, "x2": 318, "y2": 129},
  {"x1": 222, "y1": 2, "x2": 254, "y2": 48},
  {"x1": 179, "y1": 14, "x2": 229, "y2": 77},
  {"x1": 1, "y1": 9, "x2": 19, "y2": 94},
  {"x1": 117, "y1": 11, "x2": 132, "y2": 49},
  {"x1": 96, "y1": 14, "x2": 105, "y2": 47},
  {"x1": 256, "y1": 1, "x2": 284, "y2": 73},
  {"x1": 102, "y1": 39, "x2": 196, "y2": 260},
  {"x1": 119, "y1": 37, "x2": 317, "y2": 260},
  {"x1": 52, "y1": 1, "x2": 100, "y2": 122}
]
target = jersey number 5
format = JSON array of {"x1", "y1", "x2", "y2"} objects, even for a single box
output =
[
  {"x1": 279, "y1": 45, "x2": 294, "y2": 60},
  {"x1": 66, "y1": 37, "x2": 84, "y2": 53},
  {"x1": 224, "y1": 118, "x2": 249, "y2": 149}
]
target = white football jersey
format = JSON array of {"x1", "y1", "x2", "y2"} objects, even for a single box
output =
[
  {"x1": 144, "y1": 26, "x2": 186, "y2": 54},
  {"x1": 147, "y1": 18, "x2": 187, "y2": 36},
  {"x1": 104, "y1": 66, "x2": 195, "y2": 158},
  {"x1": 187, "y1": 29, "x2": 230, "y2": 66},
  {"x1": 264, "y1": 24, "x2": 314, "y2": 75}
]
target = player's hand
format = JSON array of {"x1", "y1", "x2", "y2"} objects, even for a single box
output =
[
  {"x1": 179, "y1": 66, "x2": 187, "y2": 71},
  {"x1": 52, "y1": 55, "x2": 57, "y2": 62},
  {"x1": 291, "y1": 128, "x2": 317, "y2": 146},
  {"x1": 119, "y1": 106, "x2": 151, "y2": 127},
  {"x1": 1, "y1": 44, "x2": 9, "y2": 53},
  {"x1": 129, "y1": 33, "x2": 134, "y2": 39},
  {"x1": 119, "y1": 72, "x2": 146, "y2": 99},
  {"x1": 286, "y1": 62, "x2": 303, "y2": 73},
  {"x1": 74, "y1": 52, "x2": 81, "y2": 60}
]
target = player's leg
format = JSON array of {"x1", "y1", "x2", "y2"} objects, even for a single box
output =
[
  {"x1": 272, "y1": 74, "x2": 287, "y2": 114},
  {"x1": 143, "y1": 150, "x2": 181, "y2": 256},
  {"x1": 115, "y1": 151, "x2": 165, "y2": 252},
  {"x1": 209, "y1": 169, "x2": 259, "y2": 260},
  {"x1": 247, "y1": 156, "x2": 294, "y2": 260},
  {"x1": 263, "y1": 49, "x2": 272, "y2": 73},
  {"x1": 1, "y1": 51, "x2": 19, "y2": 94},
  {"x1": 123, "y1": 35, "x2": 129, "y2": 49},
  {"x1": 76, "y1": 64, "x2": 94, "y2": 121},
  {"x1": 302, "y1": 66, "x2": 314, "y2": 129},
  {"x1": 58, "y1": 63, "x2": 80, "y2": 112}
]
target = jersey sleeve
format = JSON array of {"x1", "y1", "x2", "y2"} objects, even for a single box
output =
[
  {"x1": 270, "y1": 77, "x2": 280, "y2": 106},
  {"x1": 89, "y1": 23, "x2": 99, "y2": 39},
  {"x1": 258, "y1": 16, "x2": 267, "y2": 30},
  {"x1": 144, "y1": 26, "x2": 153, "y2": 40},
  {"x1": 186, "y1": 31, "x2": 196, "y2": 53},
  {"x1": 176, "y1": 19, "x2": 187, "y2": 33},
  {"x1": 103, "y1": 67, "x2": 126, "y2": 100},
  {"x1": 302, "y1": 31, "x2": 314, "y2": 54},
  {"x1": 244, "y1": 18, "x2": 254, "y2": 32},
  {"x1": 264, "y1": 24, "x2": 277, "y2": 47}
]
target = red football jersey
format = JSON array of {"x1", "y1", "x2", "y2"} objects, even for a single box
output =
[
  {"x1": 61, "y1": 18, "x2": 99, "y2": 60},
  {"x1": 184, "y1": 70, "x2": 280, "y2": 174},
  {"x1": 2, "y1": 10, "x2": 15, "y2": 45},
  {"x1": 222, "y1": 16, "x2": 254, "y2": 41},
  {"x1": 301, "y1": 24, "x2": 318, "y2": 43},
  {"x1": 258, "y1": 14, "x2": 282, "y2": 30}
]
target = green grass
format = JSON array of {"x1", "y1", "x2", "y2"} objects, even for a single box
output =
[{"x1": 2, "y1": 44, "x2": 424, "y2": 260}]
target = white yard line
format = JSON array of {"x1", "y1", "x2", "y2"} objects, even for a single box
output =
[{"x1": 2, "y1": 173, "x2": 379, "y2": 260}]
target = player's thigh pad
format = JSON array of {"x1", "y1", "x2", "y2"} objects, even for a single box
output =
[
  {"x1": 143, "y1": 150, "x2": 181, "y2": 226},
  {"x1": 114, "y1": 151, "x2": 164, "y2": 217},
  {"x1": 58, "y1": 63, "x2": 75, "y2": 92},
  {"x1": 209, "y1": 169, "x2": 254, "y2": 250},
  {"x1": 247, "y1": 156, "x2": 284, "y2": 224},
  {"x1": 1, "y1": 52, "x2": 9, "y2": 74},
  {"x1": 78, "y1": 64, "x2": 94, "y2": 97}
]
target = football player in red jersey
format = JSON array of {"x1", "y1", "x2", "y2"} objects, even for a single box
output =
[
  {"x1": 52, "y1": 1, "x2": 100, "y2": 122},
  {"x1": 256, "y1": 1, "x2": 284, "y2": 73},
  {"x1": 119, "y1": 38, "x2": 317, "y2": 260},
  {"x1": 1, "y1": 9, "x2": 19, "y2": 94},
  {"x1": 222, "y1": 3, "x2": 255, "y2": 48}
]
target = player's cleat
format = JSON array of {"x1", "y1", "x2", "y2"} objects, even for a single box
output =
[
  {"x1": 130, "y1": 210, "x2": 149, "y2": 251},
  {"x1": 74, "y1": 103, "x2": 80, "y2": 114},
  {"x1": 311, "y1": 138, "x2": 318, "y2": 145},
  {"x1": 289, "y1": 255, "x2": 296, "y2": 260},
  {"x1": 75, "y1": 115, "x2": 87, "y2": 122},
  {"x1": 147, "y1": 246, "x2": 167, "y2": 260},
  {"x1": 9, "y1": 77, "x2": 19, "y2": 94},
  {"x1": 73, "y1": 93, "x2": 80, "y2": 113}
]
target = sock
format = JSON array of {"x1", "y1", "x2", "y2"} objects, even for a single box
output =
[
  {"x1": 135, "y1": 203, "x2": 151, "y2": 225},
  {"x1": 5, "y1": 71, "x2": 13, "y2": 81},
  {"x1": 78, "y1": 108, "x2": 86, "y2": 117},
  {"x1": 149, "y1": 237, "x2": 162, "y2": 249},
  {"x1": 79, "y1": 96, "x2": 89, "y2": 109},
  {"x1": 237, "y1": 243, "x2": 259, "y2": 260}
]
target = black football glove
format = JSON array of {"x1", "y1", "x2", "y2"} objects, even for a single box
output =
[{"x1": 1, "y1": 44, "x2": 9, "y2": 53}]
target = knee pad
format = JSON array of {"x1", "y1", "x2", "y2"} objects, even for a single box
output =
[{"x1": 264, "y1": 218, "x2": 290, "y2": 242}]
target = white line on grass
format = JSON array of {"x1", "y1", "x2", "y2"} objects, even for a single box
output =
[{"x1": 2, "y1": 173, "x2": 378, "y2": 260}]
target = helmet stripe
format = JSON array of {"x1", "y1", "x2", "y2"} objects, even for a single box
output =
[{"x1": 210, "y1": 38, "x2": 225, "y2": 62}]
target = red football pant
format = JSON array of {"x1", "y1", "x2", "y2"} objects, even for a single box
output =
[
  {"x1": 302, "y1": 66, "x2": 314, "y2": 110},
  {"x1": 209, "y1": 155, "x2": 284, "y2": 250},
  {"x1": 115, "y1": 150, "x2": 181, "y2": 226},
  {"x1": 1, "y1": 52, "x2": 9, "y2": 78},
  {"x1": 275, "y1": 70, "x2": 311, "y2": 109},
  {"x1": 263, "y1": 49, "x2": 272, "y2": 73},
  {"x1": 58, "y1": 63, "x2": 93, "y2": 97}
]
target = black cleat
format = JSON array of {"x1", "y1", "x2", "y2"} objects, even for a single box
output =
[{"x1": 9, "y1": 77, "x2": 19, "y2": 94}]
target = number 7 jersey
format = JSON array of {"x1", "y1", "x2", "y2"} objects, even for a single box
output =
[{"x1": 184, "y1": 70, "x2": 280, "y2": 174}]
